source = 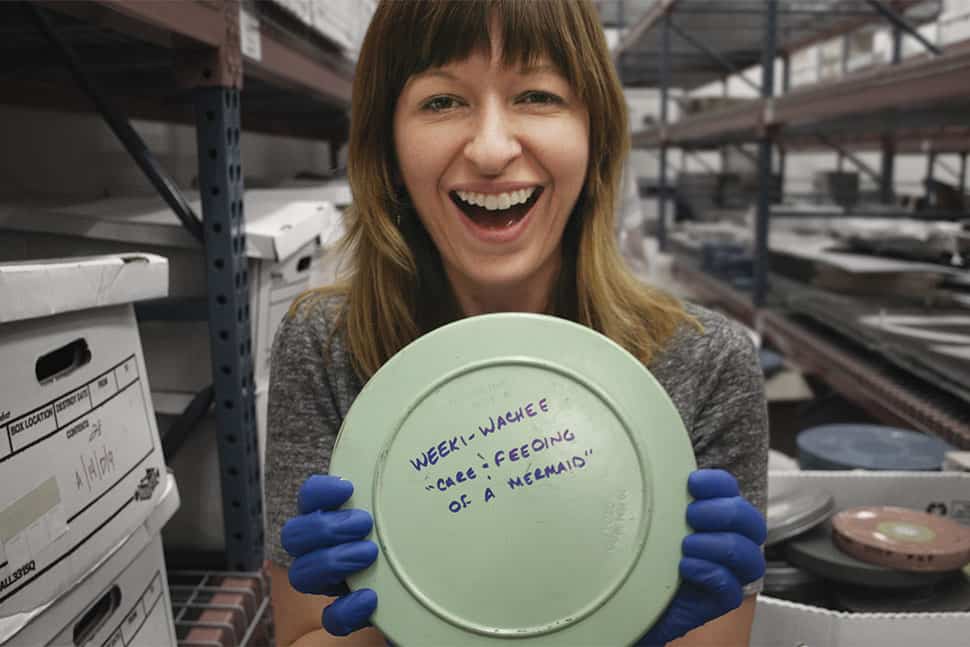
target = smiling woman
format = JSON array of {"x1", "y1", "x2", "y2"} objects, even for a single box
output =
[
  {"x1": 393, "y1": 31, "x2": 589, "y2": 313},
  {"x1": 333, "y1": 0, "x2": 690, "y2": 378},
  {"x1": 265, "y1": 2, "x2": 769, "y2": 646}
]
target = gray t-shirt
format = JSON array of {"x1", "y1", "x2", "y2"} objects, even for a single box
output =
[{"x1": 264, "y1": 295, "x2": 768, "y2": 572}]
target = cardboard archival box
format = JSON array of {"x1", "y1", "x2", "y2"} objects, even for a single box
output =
[
  {"x1": 0, "y1": 190, "x2": 343, "y2": 392},
  {"x1": 752, "y1": 471, "x2": 970, "y2": 647},
  {"x1": 152, "y1": 387, "x2": 268, "y2": 553},
  {"x1": 12, "y1": 472, "x2": 180, "y2": 646},
  {"x1": 0, "y1": 254, "x2": 169, "y2": 641}
]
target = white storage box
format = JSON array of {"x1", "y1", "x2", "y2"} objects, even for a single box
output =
[
  {"x1": 11, "y1": 472, "x2": 180, "y2": 646},
  {"x1": 0, "y1": 191, "x2": 341, "y2": 392},
  {"x1": 0, "y1": 253, "x2": 169, "y2": 640},
  {"x1": 152, "y1": 387, "x2": 267, "y2": 553},
  {"x1": 752, "y1": 471, "x2": 970, "y2": 647}
]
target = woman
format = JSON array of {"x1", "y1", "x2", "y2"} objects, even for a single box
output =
[{"x1": 266, "y1": 1, "x2": 768, "y2": 645}]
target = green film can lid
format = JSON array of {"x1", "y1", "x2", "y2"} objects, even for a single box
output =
[{"x1": 330, "y1": 313, "x2": 696, "y2": 646}]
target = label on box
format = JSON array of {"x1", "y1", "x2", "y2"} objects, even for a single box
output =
[{"x1": 0, "y1": 353, "x2": 158, "y2": 609}]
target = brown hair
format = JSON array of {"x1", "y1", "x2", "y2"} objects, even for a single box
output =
[{"x1": 295, "y1": 0, "x2": 693, "y2": 379}]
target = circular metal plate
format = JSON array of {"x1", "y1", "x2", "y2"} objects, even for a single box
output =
[
  {"x1": 785, "y1": 523, "x2": 947, "y2": 590},
  {"x1": 831, "y1": 506, "x2": 970, "y2": 573},
  {"x1": 766, "y1": 490, "x2": 835, "y2": 546},
  {"x1": 330, "y1": 313, "x2": 696, "y2": 646},
  {"x1": 796, "y1": 424, "x2": 953, "y2": 471}
]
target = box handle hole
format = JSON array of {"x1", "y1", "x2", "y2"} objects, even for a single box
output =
[
  {"x1": 296, "y1": 255, "x2": 312, "y2": 273},
  {"x1": 36, "y1": 338, "x2": 91, "y2": 384},
  {"x1": 73, "y1": 585, "x2": 121, "y2": 646}
]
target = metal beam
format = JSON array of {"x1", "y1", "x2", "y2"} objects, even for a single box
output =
[
  {"x1": 667, "y1": 19, "x2": 761, "y2": 94},
  {"x1": 657, "y1": 11, "x2": 672, "y2": 251},
  {"x1": 880, "y1": 136, "x2": 895, "y2": 204},
  {"x1": 960, "y1": 152, "x2": 968, "y2": 196},
  {"x1": 817, "y1": 133, "x2": 884, "y2": 186},
  {"x1": 27, "y1": 3, "x2": 204, "y2": 243},
  {"x1": 612, "y1": 0, "x2": 677, "y2": 61},
  {"x1": 686, "y1": 150, "x2": 717, "y2": 174},
  {"x1": 732, "y1": 144, "x2": 759, "y2": 166},
  {"x1": 935, "y1": 157, "x2": 964, "y2": 183},
  {"x1": 865, "y1": 0, "x2": 942, "y2": 56},
  {"x1": 195, "y1": 86, "x2": 263, "y2": 571},
  {"x1": 754, "y1": 0, "x2": 778, "y2": 309}
]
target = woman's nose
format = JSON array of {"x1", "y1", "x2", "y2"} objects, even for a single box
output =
[{"x1": 463, "y1": 102, "x2": 522, "y2": 175}]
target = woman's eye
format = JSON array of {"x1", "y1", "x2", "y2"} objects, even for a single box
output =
[
  {"x1": 422, "y1": 96, "x2": 462, "y2": 112},
  {"x1": 518, "y1": 91, "x2": 563, "y2": 106}
]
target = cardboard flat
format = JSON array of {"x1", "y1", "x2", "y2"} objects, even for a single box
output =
[
  {"x1": 753, "y1": 471, "x2": 970, "y2": 647},
  {"x1": 0, "y1": 256, "x2": 169, "y2": 638},
  {"x1": 10, "y1": 473, "x2": 179, "y2": 646}
]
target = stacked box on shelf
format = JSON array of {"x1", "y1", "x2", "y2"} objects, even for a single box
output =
[
  {"x1": 11, "y1": 472, "x2": 181, "y2": 647},
  {"x1": 752, "y1": 471, "x2": 970, "y2": 647},
  {"x1": 275, "y1": 179, "x2": 353, "y2": 287},
  {"x1": 0, "y1": 254, "x2": 170, "y2": 642},
  {"x1": 268, "y1": 0, "x2": 312, "y2": 28},
  {"x1": 813, "y1": 171, "x2": 860, "y2": 207},
  {"x1": 310, "y1": 0, "x2": 378, "y2": 56},
  {"x1": 0, "y1": 190, "x2": 343, "y2": 393},
  {"x1": 0, "y1": 193, "x2": 343, "y2": 556}
]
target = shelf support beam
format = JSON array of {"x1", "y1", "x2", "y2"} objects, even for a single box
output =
[
  {"x1": 865, "y1": 0, "x2": 942, "y2": 56},
  {"x1": 754, "y1": 0, "x2": 778, "y2": 308},
  {"x1": 657, "y1": 11, "x2": 672, "y2": 251},
  {"x1": 816, "y1": 133, "x2": 884, "y2": 187},
  {"x1": 960, "y1": 152, "x2": 968, "y2": 197},
  {"x1": 25, "y1": 2, "x2": 204, "y2": 243},
  {"x1": 778, "y1": 54, "x2": 791, "y2": 191},
  {"x1": 194, "y1": 86, "x2": 263, "y2": 572},
  {"x1": 880, "y1": 137, "x2": 895, "y2": 204},
  {"x1": 667, "y1": 19, "x2": 761, "y2": 94}
]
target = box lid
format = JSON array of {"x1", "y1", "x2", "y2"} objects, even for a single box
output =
[
  {"x1": 0, "y1": 253, "x2": 168, "y2": 324},
  {"x1": 0, "y1": 189, "x2": 338, "y2": 261}
]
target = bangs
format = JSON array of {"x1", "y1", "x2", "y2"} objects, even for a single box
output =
[{"x1": 383, "y1": 0, "x2": 592, "y2": 98}]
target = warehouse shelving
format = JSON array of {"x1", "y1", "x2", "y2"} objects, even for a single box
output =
[
  {"x1": 1, "y1": 1, "x2": 352, "y2": 143},
  {"x1": 672, "y1": 259, "x2": 970, "y2": 448},
  {"x1": 1, "y1": 0, "x2": 356, "y2": 571},
  {"x1": 615, "y1": 0, "x2": 970, "y2": 449}
]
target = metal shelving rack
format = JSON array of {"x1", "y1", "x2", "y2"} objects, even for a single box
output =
[
  {"x1": 1, "y1": 0, "x2": 354, "y2": 570},
  {"x1": 608, "y1": 0, "x2": 970, "y2": 448}
]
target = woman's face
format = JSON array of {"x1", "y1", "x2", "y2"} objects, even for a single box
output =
[{"x1": 393, "y1": 31, "x2": 589, "y2": 311}]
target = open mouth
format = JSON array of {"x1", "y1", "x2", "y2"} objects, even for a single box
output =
[{"x1": 449, "y1": 187, "x2": 544, "y2": 230}]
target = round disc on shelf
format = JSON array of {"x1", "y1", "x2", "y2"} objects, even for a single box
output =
[
  {"x1": 329, "y1": 313, "x2": 697, "y2": 646},
  {"x1": 831, "y1": 506, "x2": 970, "y2": 573},
  {"x1": 765, "y1": 489, "x2": 834, "y2": 546},
  {"x1": 796, "y1": 424, "x2": 953, "y2": 471},
  {"x1": 785, "y1": 523, "x2": 947, "y2": 590}
]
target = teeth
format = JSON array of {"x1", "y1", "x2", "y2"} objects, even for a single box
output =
[{"x1": 455, "y1": 187, "x2": 536, "y2": 211}]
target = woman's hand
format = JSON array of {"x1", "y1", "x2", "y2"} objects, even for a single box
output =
[
  {"x1": 281, "y1": 475, "x2": 379, "y2": 636},
  {"x1": 637, "y1": 469, "x2": 766, "y2": 646}
]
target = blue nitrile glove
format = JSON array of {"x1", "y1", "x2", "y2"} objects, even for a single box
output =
[
  {"x1": 637, "y1": 469, "x2": 767, "y2": 646},
  {"x1": 281, "y1": 475, "x2": 379, "y2": 636}
]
